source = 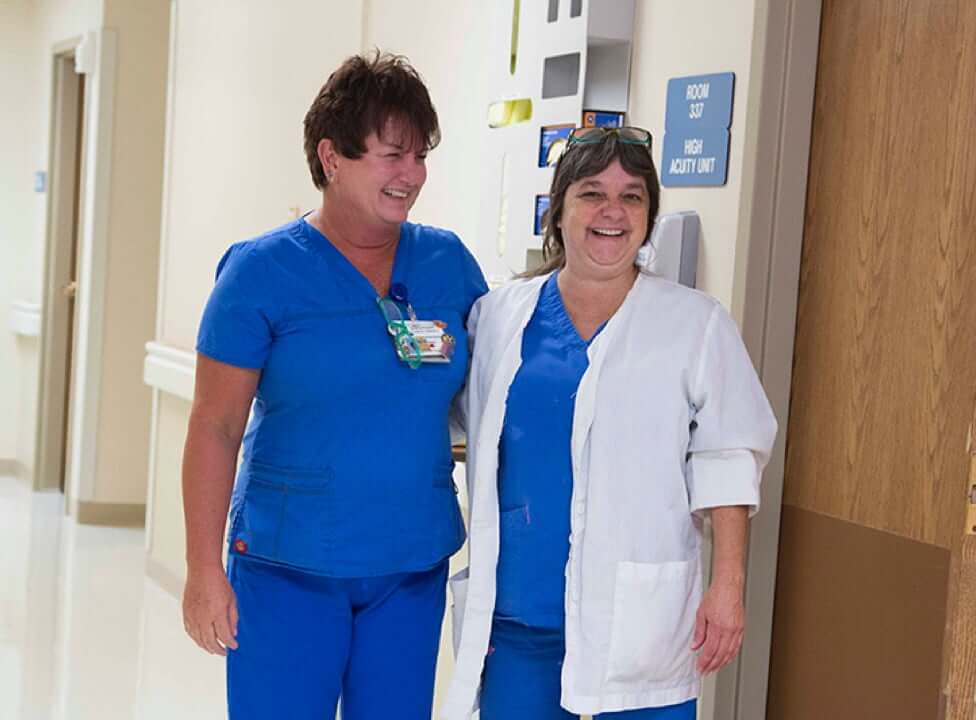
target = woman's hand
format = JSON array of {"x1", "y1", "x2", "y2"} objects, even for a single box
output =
[
  {"x1": 181, "y1": 356, "x2": 257, "y2": 656},
  {"x1": 182, "y1": 564, "x2": 239, "y2": 656},
  {"x1": 691, "y1": 574, "x2": 744, "y2": 673},
  {"x1": 692, "y1": 504, "x2": 749, "y2": 673}
]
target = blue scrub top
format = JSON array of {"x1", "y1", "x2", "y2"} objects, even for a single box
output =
[
  {"x1": 196, "y1": 217, "x2": 487, "y2": 577},
  {"x1": 495, "y1": 273, "x2": 602, "y2": 628}
]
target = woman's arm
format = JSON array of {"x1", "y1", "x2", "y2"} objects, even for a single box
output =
[
  {"x1": 181, "y1": 354, "x2": 259, "y2": 655},
  {"x1": 691, "y1": 505, "x2": 748, "y2": 673}
]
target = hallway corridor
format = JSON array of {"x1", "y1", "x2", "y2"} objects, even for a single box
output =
[{"x1": 0, "y1": 475, "x2": 224, "y2": 719}]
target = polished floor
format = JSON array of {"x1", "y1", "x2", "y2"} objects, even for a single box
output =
[{"x1": 0, "y1": 474, "x2": 224, "y2": 720}]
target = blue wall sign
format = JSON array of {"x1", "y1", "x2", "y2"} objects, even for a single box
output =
[
  {"x1": 662, "y1": 128, "x2": 730, "y2": 187},
  {"x1": 662, "y1": 72, "x2": 735, "y2": 187},
  {"x1": 665, "y1": 73, "x2": 735, "y2": 132}
]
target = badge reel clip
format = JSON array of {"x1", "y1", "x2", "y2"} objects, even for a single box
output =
[{"x1": 377, "y1": 283, "x2": 455, "y2": 369}]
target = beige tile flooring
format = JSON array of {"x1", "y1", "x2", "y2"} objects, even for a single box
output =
[{"x1": 0, "y1": 475, "x2": 225, "y2": 719}]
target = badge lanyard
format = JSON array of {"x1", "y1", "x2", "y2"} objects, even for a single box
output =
[{"x1": 377, "y1": 283, "x2": 455, "y2": 369}]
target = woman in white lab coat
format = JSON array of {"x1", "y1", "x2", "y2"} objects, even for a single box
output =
[{"x1": 442, "y1": 127, "x2": 778, "y2": 720}]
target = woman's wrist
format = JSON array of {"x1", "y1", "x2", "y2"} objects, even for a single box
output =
[
  {"x1": 185, "y1": 553, "x2": 225, "y2": 574},
  {"x1": 710, "y1": 568, "x2": 746, "y2": 588}
]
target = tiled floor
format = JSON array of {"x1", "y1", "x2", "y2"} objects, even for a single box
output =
[{"x1": 0, "y1": 475, "x2": 224, "y2": 720}]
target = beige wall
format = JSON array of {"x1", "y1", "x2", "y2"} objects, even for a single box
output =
[
  {"x1": 149, "y1": 392, "x2": 192, "y2": 579},
  {"x1": 157, "y1": 1, "x2": 364, "y2": 351},
  {"x1": 28, "y1": 0, "x2": 106, "y2": 301},
  {"x1": 89, "y1": 0, "x2": 170, "y2": 505},
  {"x1": 362, "y1": 1, "x2": 491, "y2": 256},
  {"x1": 628, "y1": 0, "x2": 759, "y2": 309},
  {"x1": 146, "y1": 0, "x2": 365, "y2": 577},
  {"x1": 0, "y1": 0, "x2": 104, "y2": 477},
  {"x1": 0, "y1": 0, "x2": 170, "y2": 505},
  {"x1": 0, "y1": 1, "x2": 38, "y2": 464}
]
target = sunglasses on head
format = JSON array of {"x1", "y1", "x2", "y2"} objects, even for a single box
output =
[{"x1": 567, "y1": 126, "x2": 652, "y2": 147}]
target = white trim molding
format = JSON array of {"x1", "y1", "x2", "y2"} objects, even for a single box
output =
[
  {"x1": 143, "y1": 341, "x2": 195, "y2": 401},
  {"x1": 717, "y1": 2, "x2": 823, "y2": 720},
  {"x1": 9, "y1": 301, "x2": 42, "y2": 337},
  {"x1": 65, "y1": 27, "x2": 118, "y2": 504}
]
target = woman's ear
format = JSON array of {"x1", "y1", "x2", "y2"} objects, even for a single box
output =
[{"x1": 317, "y1": 138, "x2": 338, "y2": 182}]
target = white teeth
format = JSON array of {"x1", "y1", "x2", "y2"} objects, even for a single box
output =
[
  {"x1": 383, "y1": 189, "x2": 409, "y2": 198},
  {"x1": 592, "y1": 228, "x2": 624, "y2": 236}
]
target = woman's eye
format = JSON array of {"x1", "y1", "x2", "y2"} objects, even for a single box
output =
[
  {"x1": 580, "y1": 191, "x2": 604, "y2": 200},
  {"x1": 623, "y1": 193, "x2": 645, "y2": 203}
]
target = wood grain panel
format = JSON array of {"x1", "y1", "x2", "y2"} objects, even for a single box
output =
[
  {"x1": 940, "y1": 416, "x2": 976, "y2": 719},
  {"x1": 767, "y1": 506, "x2": 950, "y2": 720},
  {"x1": 783, "y1": 0, "x2": 976, "y2": 549}
]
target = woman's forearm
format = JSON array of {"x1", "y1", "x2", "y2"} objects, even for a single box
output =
[
  {"x1": 182, "y1": 414, "x2": 242, "y2": 572},
  {"x1": 709, "y1": 505, "x2": 748, "y2": 585}
]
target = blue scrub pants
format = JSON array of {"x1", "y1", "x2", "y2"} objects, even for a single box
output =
[
  {"x1": 226, "y1": 555, "x2": 448, "y2": 719},
  {"x1": 480, "y1": 618, "x2": 697, "y2": 720}
]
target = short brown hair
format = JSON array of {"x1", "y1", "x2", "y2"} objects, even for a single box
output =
[
  {"x1": 303, "y1": 50, "x2": 441, "y2": 190},
  {"x1": 527, "y1": 133, "x2": 661, "y2": 277}
]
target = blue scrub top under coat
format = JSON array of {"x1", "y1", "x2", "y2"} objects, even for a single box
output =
[
  {"x1": 196, "y1": 218, "x2": 487, "y2": 577},
  {"x1": 495, "y1": 272, "x2": 602, "y2": 629}
]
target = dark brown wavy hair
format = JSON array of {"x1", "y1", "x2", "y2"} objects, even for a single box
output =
[
  {"x1": 526, "y1": 133, "x2": 660, "y2": 278},
  {"x1": 303, "y1": 50, "x2": 440, "y2": 190}
]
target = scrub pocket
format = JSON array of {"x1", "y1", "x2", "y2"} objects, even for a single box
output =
[
  {"x1": 449, "y1": 566, "x2": 470, "y2": 656},
  {"x1": 604, "y1": 560, "x2": 700, "y2": 686},
  {"x1": 494, "y1": 506, "x2": 530, "y2": 618},
  {"x1": 230, "y1": 462, "x2": 334, "y2": 567}
]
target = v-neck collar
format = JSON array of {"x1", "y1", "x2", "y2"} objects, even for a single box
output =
[
  {"x1": 298, "y1": 216, "x2": 412, "y2": 299},
  {"x1": 542, "y1": 272, "x2": 606, "y2": 348}
]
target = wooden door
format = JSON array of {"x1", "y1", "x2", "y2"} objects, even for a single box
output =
[
  {"x1": 766, "y1": 2, "x2": 976, "y2": 718},
  {"x1": 36, "y1": 52, "x2": 85, "y2": 495}
]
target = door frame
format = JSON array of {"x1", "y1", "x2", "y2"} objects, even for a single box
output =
[
  {"x1": 34, "y1": 29, "x2": 118, "y2": 509},
  {"x1": 35, "y1": 41, "x2": 84, "y2": 496},
  {"x1": 711, "y1": 1, "x2": 823, "y2": 719}
]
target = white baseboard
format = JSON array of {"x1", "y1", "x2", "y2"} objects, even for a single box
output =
[
  {"x1": 0, "y1": 459, "x2": 29, "y2": 482},
  {"x1": 74, "y1": 500, "x2": 146, "y2": 527}
]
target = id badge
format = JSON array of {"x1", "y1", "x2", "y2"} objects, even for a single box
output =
[{"x1": 402, "y1": 319, "x2": 455, "y2": 363}]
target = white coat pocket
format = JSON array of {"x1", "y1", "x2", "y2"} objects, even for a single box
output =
[
  {"x1": 604, "y1": 560, "x2": 700, "y2": 686},
  {"x1": 448, "y1": 567, "x2": 470, "y2": 657}
]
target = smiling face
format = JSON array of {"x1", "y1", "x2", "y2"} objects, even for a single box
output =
[
  {"x1": 558, "y1": 159, "x2": 651, "y2": 282},
  {"x1": 323, "y1": 117, "x2": 428, "y2": 230}
]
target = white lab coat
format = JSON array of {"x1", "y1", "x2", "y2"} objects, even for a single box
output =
[{"x1": 442, "y1": 271, "x2": 778, "y2": 718}]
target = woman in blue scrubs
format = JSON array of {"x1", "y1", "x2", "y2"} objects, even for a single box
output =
[
  {"x1": 180, "y1": 52, "x2": 486, "y2": 720},
  {"x1": 444, "y1": 127, "x2": 777, "y2": 719}
]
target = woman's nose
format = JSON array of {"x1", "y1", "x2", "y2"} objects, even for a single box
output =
[
  {"x1": 398, "y1": 156, "x2": 426, "y2": 185},
  {"x1": 599, "y1": 199, "x2": 626, "y2": 217}
]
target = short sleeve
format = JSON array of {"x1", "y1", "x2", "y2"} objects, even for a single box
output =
[
  {"x1": 685, "y1": 304, "x2": 778, "y2": 517},
  {"x1": 457, "y1": 239, "x2": 488, "y2": 322},
  {"x1": 195, "y1": 242, "x2": 273, "y2": 369}
]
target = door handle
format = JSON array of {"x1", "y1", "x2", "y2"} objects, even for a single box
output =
[{"x1": 61, "y1": 280, "x2": 77, "y2": 299}]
